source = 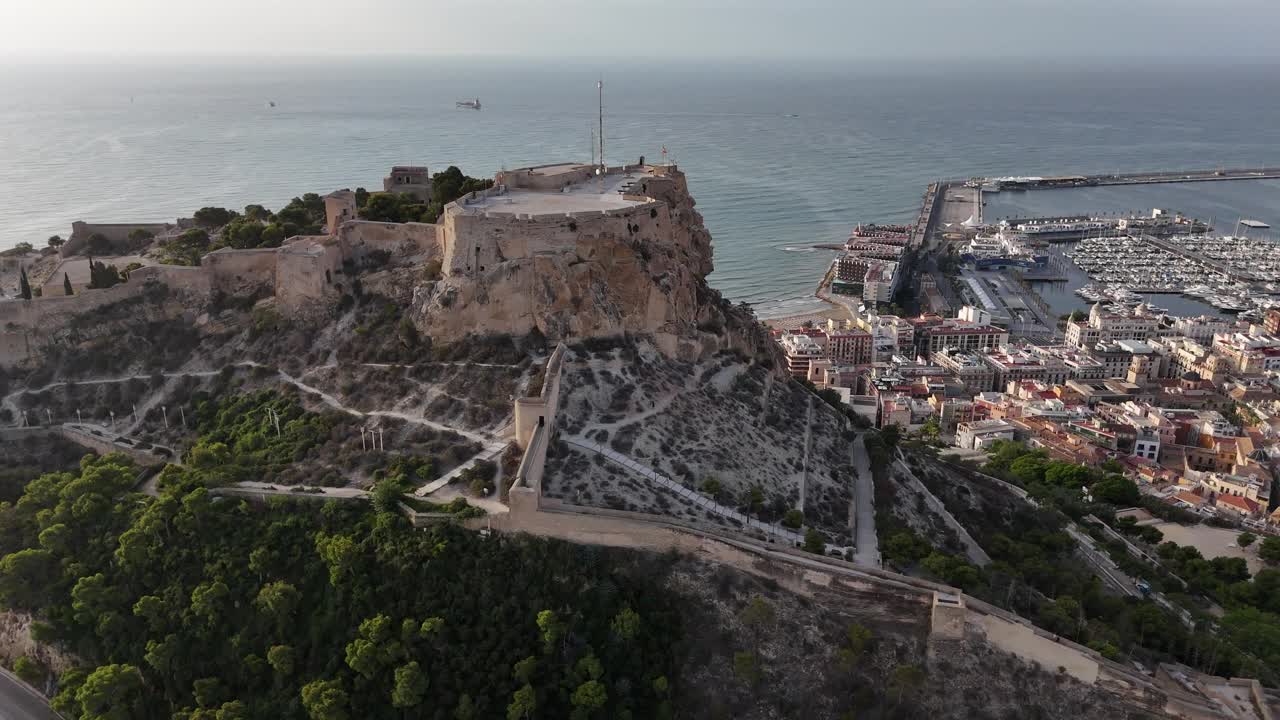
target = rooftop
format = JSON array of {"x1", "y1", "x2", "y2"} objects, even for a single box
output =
[{"x1": 458, "y1": 165, "x2": 658, "y2": 217}]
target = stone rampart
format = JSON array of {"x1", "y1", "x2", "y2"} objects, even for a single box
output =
[
  {"x1": 64, "y1": 221, "x2": 177, "y2": 256},
  {"x1": 276, "y1": 241, "x2": 342, "y2": 311},
  {"x1": 514, "y1": 344, "x2": 566, "y2": 449},
  {"x1": 339, "y1": 221, "x2": 441, "y2": 260},
  {"x1": 202, "y1": 248, "x2": 278, "y2": 296}
]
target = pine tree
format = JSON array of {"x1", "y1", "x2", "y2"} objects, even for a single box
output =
[
  {"x1": 18, "y1": 267, "x2": 31, "y2": 300},
  {"x1": 63, "y1": 272, "x2": 73, "y2": 296}
]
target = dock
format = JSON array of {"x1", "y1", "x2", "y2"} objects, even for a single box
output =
[{"x1": 916, "y1": 167, "x2": 1280, "y2": 251}]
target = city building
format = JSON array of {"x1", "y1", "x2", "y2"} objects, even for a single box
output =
[
  {"x1": 1065, "y1": 302, "x2": 1162, "y2": 350},
  {"x1": 915, "y1": 318, "x2": 1009, "y2": 355},
  {"x1": 1213, "y1": 332, "x2": 1280, "y2": 374},
  {"x1": 981, "y1": 346, "x2": 1070, "y2": 391},
  {"x1": 779, "y1": 333, "x2": 825, "y2": 377},
  {"x1": 956, "y1": 419, "x2": 1018, "y2": 450},
  {"x1": 932, "y1": 347, "x2": 997, "y2": 393},
  {"x1": 825, "y1": 328, "x2": 874, "y2": 365}
]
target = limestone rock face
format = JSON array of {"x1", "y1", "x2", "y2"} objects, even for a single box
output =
[{"x1": 409, "y1": 168, "x2": 772, "y2": 362}]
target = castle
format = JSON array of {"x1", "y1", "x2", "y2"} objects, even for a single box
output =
[{"x1": 0, "y1": 161, "x2": 726, "y2": 367}]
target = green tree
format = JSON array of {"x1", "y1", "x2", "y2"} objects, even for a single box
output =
[
  {"x1": 1044, "y1": 463, "x2": 1092, "y2": 488},
  {"x1": 13, "y1": 656, "x2": 43, "y2": 684},
  {"x1": 745, "y1": 485, "x2": 765, "y2": 515},
  {"x1": 919, "y1": 416, "x2": 941, "y2": 442},
  {"x1": 47, "y1": 235, "x2": 64, "y2": 248},
  {"x1": 701, "y1": 477, "x2": 722, "y2": 498},
  {"x1": 345, "y1": 614, "x2": 403, "y2": 679},
  {"x1": 391, "y1": 661, "x2": 428, "y2": 708},
  {"x1": 1239, "y1": 532, "x2": 1257, "y2": 548},
  {"x1": 571, "y1": 679, "x2": 608, "y2": 714},
  {"x1": 244, "y1": 204, "x2": 272, "y2": 221},
  {"x1": 158, "y1": 228, "x2": 211, "y2": 266},
  {"x1": 837, "y1": 624, "x2": 873, "y2": 672},
  {"x1": 87, "y1": 260, "x2": 123, "y2": 290},
  {"x1": 18, "y1": 267, "x2": 31, "y2": 300},
  {"x1": 610, "y1": 606, "x2": 641, "y2": 642},
  {"x1": 880, "y1": 424, "x2": 901, "y2": 448},
  {"x1": 267, "y1": 644, "x2": 296, "y2": 676},
  {"x1": 75, "y1": 664, "x2": 145, "y2": 720},
  {"x1": 1091, "y1": 476, "x2": 1140, "y2": 506},
  {"x1": 1260, "y1": 537, "x2": 1280, "y2": 565},
  {"x1": 144, "y1": 634, "x2": 180, "y2": 674},
  {"x1": 0, "y1": 548, "x2": 56, "y2": 607},
  {"x1": 536, "y1": 609, "x2": 563, "y2": 655},
  {"x1": 1009, "y1": 454, "x2": 1049, "y2": 484},
  {"x1": 513, "y1": 656, "x2": 538, "y2": 683},
  {"x1": 63, "y1": 272, "x2": 73, "y2": 296},
  {"x1": 803, "y1": 528, "x2": 825, "y2": 554},
  {"x1": 301, "y1": 679, "x2": 349, "y2": 720},
  {"x1": 255, "y1": 580, "x2": 300, "y2": 627},
  {"x1": 782, "y1": 508, "x2": 804, "y2": 529},
  {"x1": 454, "y1": 694, "x2": 476, "y2": 720},
  {"x1": 194, "y1": 207, "x2": 236, "y2": 228},
  {"x1": 507, "y1": 683, "x2": 536, "y2": 720}
]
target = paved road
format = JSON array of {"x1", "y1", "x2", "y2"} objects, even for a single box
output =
[
  {"x1": 850, "y1": 434, "x2": 879, "y2": 567},
  {"x1": 0, "y1": 669, "x2": 58, "y2": 720}
]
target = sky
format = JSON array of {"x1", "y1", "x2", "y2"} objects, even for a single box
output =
[{"x1": 2, "y1": 0, "x2": 1280, "y2": 61}]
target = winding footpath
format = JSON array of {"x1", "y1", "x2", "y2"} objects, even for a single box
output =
[
  {"x1": 5, "y1": 360, "x2": 511, "y2": 503},
  {"x1": 564, "y1": 436, "x2": 803, "y2": 545}
]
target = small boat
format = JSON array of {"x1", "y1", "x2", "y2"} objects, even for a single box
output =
[
  {"x1": 268, "y1": 101, "x2": 276, "y2": 108},
  {"x1": 456, "y1": 98, "x2": 481, "y2": 110}
]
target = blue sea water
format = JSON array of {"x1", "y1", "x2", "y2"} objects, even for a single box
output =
[{"x1": 3, "y1": 57, "x2": 1280, "y2": 316}]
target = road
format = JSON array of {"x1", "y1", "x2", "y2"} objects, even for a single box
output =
[
  {"x1": 850, "y1": 434, "x2": 879, "y2": 567},
  {"x1": 0, "y1": 669, "x2": 58, "y2": 720}
]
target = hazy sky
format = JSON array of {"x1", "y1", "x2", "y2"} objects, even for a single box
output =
[{"x1": 3, "y1": 0, "x2": 1280, "y2": 60}]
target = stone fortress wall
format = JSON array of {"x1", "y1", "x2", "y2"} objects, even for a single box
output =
[
  {"x1": 489, "y1": 349, "x2": 1273, "y2": 720},
  {"x1": 62, "y1": 221, "x2": 184, "y2": 256}
]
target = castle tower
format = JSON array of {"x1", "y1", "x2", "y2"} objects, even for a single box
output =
[{"x1": 324, "y1": 190, "x2": 357, "y2": 236}]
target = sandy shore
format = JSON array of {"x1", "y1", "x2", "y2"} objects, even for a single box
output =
[{"x1": 762, "y1": 304, "x2": 850, "y2": 330}]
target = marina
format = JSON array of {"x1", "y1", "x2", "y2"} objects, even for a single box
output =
[{"x1": 914, "y1": 170, "x2": 1280, "y2": 327}]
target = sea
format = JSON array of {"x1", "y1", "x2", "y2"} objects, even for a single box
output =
[{"x1": 3, "y1": 57, "x2": 1280, "y2": 317}]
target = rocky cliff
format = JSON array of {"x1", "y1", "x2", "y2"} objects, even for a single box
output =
[{"x1": 408, "y1": 168, "x2": 776, "y2": 364}]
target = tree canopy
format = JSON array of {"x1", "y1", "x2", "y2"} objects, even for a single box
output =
[{"x1": 0, "y1": 451, "x2": 682, "y2": 719}]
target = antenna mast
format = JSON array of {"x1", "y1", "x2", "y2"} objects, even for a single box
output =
[{"x1": 597, "y1": 77, "x2": 605, "y2": 172}]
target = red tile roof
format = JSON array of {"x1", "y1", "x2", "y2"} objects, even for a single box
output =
[{"x1": 1216, "y1": 494, "x2": 1262, "y2": 515}]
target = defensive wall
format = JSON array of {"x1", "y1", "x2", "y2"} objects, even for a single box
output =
[
  {"x1": 489, "y1": 348, "x2": 1273, "y2": 720},
  {"x1": 64, "y1": 220, "x2": 183, "y2": 257}
]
